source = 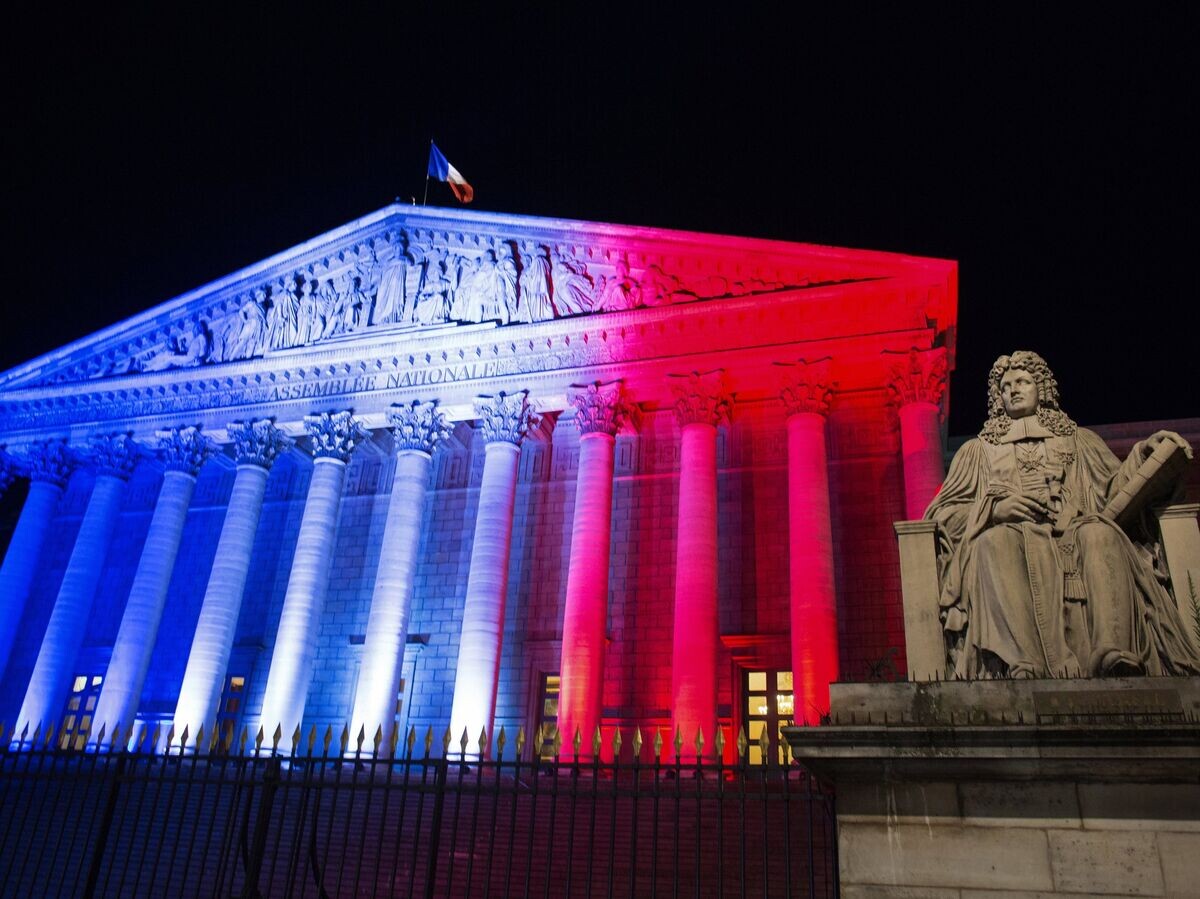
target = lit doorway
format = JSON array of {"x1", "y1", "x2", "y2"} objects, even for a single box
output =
[{"x1": 743, "y1": 669, "x2": 794, "y2": 765}]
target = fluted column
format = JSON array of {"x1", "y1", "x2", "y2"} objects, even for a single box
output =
[
  {"x1": 350, "y1": 400, "x2": 450, "y2": 750},
  {"x1": 669, "y1": 371, "x2": 731, "y2": 760},
  {"x1": 778, "y1": 359, "x2": 839, "y2": 723},
  {"x1": 888, "y1": 348, "x2": 949, "y2": 520},
  {"x1": 92, "y1": 428, "x2": 215, "y2": 746},
  {"x1": 449, "y1": 391, "x2": 537, "y2": 751},
  {"x1": 557, "y1": 381, "x2": 629, "y2": 755},
  {"x1": 16, "y1": 434, "x2": 140, "y2": 739},
  {"x1": 173, "y1": 420, "x2": 292, "y2": 744},
  {"x1": 259, "y1": 411, "x2": 366, "y2": 752},
  {"x1": 0, "y1": 441, "x2": 74, "y2": 680}
]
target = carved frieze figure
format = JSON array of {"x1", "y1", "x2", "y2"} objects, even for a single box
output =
[
  {"x1": 550, "y1": 250, "x2": 595, "y2": 315},
  {"x1": 374, "y1": 237, "x2": 419, "y2": 325},
  {"x1": 495, "y1": 243, "x2": 519, "y2": 322},
  {"x1": 267, "y1": 276, "x2": 300, "y2": 350},
  {"x1": 926, "y1": 351, "x2": 1200, "y2": 678},
  {"x1": 595, "y1": 259, "x2": 640, "y2": 312},
  {"x1": 295, "y1": 279, "x2": 322, "y2": 345},
  {"x1": 413, "y1": 247, "x2": 454, "y2": 325},
  {"x1": 230, "y1": 288, "x2": 268, "y2": 359},
  {"x1": 517, "y1": 243, "x2": 553, "y2": 322},
  {"x1": 140, "y1": 322, "x2": 210, "y2": 372},
  {"x1": 640, "y1": 264, "x2": 696, "y2": 307},
  {"x1": 317, "y1": 278, "x2": 341, "y2": 340}
]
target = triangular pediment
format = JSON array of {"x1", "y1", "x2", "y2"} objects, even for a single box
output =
[{"x1": 0, "y1": 205, "x2": 952, "y2": 394}]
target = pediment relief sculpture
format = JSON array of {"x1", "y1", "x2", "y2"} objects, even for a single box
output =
[
  {"x1": 925, "y1": 351, "x2": 1200, "y2": 678},
  {"x1": 49, "y1": 224, "x2": 844, "y2": 387}
]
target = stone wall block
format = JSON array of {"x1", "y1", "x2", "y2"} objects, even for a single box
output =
[
  {"x1": 1047, "y1": 829, "x2": 1163, "y2": 895},
  {"x1": 960, "y1": 781, "x2": 1081, "y2": 830},
  {"x1": 1158, "y1": 831, "x2": 1200, "y2": 897}
]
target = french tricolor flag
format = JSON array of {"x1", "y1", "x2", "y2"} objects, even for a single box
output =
[{"x1": 427, "y1": 142, "x2": 474, "y2": 204}]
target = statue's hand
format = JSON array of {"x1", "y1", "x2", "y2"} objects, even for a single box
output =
[
  {"x1": 992, "y1": 493, "x2": 1052, "y2": 525},
  {"x1": 1144, "y1": 430, "x2": 1193, "y2": 461}
]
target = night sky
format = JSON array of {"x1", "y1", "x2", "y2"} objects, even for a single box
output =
[{"x1": 4, "y1": 8, "x2": 1196, "y2": 435}]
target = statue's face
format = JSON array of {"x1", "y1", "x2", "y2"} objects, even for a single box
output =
[{"x1": 1000, "y1": 368, "x2": 1039, "y2": 418}]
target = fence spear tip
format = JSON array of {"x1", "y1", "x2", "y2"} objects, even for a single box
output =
[
  {"x1": 612, "y1": 727, "x2": 623, "y2": 758},
  {"x1": 497, "y1": 725, "x2": 507, "y2": 757},
  {"x1": 591, "y1": 725, "x2": 602, "y2": 758},
  {"x1": 632, "y1": 726, "x2": 644, "y2": 759},
  {"x1": 516, "y1": 725, "x2": 527, "y2": 758}
]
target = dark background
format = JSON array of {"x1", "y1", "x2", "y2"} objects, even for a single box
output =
[{"x1": 3, "y1": 7, "x2": 1195, "y2": 434}]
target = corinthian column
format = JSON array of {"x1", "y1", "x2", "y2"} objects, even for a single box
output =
[
  {"x1": 557, "y1": 381, "x2": 629, "y2": 755},
  {"x1": 16, "y1": 433, "x2": 140, "y2": 739},
  {"x1": 778, "y1": 359, "x2": 839, "y2": 724},
  {"x1": 350, "y1": 400, "x2": 450, "y2": 750},
  {"x1": 0, "y1": 440, "x2": 74, "y2": 680},
  {"x1": 449, "y1": 391, "x2": 537, "y2": 750},
  {"x1": 669, "y1": 371, "x2": 731, "y2": 760},
  {"x1": 258, "y1": 411, "x2": 366, "y2": 752},
  {"x1": 173, "y1": 420, "x2": 292, "y2": 744},
  {"x1": 92, "y1": 427, "x2": 215, "y2": 746},
  {"x1": 888, "y1": 348, "x2": 949, "y2": 520}
]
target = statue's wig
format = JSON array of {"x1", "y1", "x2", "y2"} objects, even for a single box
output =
[{"x1": 980, "y1": 350, "x2": 1076, "y2": 443}]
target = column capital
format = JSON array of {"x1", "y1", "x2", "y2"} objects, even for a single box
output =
[
  {"x1": 668, "y1": 370, "x2": 732, "y2": 429},
  {"x1": 475, "y1": 390, "x2": 539, "y2": 445},
  {"x1": 0, "y1": 447, "x2": 16, "y2": 497},
  {"x1": 389, "y1": 400, "x2": 452, "y2": 454},
  {"x1": 156, "y1": 426, "x2": 217, "y2": 476},
  {"x1": 303, "y1": 410, "x2": 368, "y2": 462},
  {"x1": 89, "y1": 433, "x2": 141, "y2": 481},
  {"x1": 569, "y1": 380, "x2": 631, "y2": 437},
  {"x1": 23, "y1": 438, "x2": 75, "y2": 487},
  {"x1": 228, "y1": 419, "x2": 293, "y2": 469},
  {"x1": 776, "y1": 357, "x2": 834, "y2": 418},
  {"x1": 886, "y1": 347, "x2": 948, "y2": 408}
]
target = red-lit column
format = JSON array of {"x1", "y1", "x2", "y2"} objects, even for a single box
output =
[
  {"x1": 887, "y1": 348, "x2": 949, "y2": 520},
  {"x1": 449, "y1": 391, "x2": 537, "y2": 753},
  {"x1": 778, "y1": 359, "x2": 839, "y2": 724},
  {"x1": 0, "y1": 440, "x2": 74, "y2": 682},
  {"x1": 669, "y1": 370, "x2": 732, "y2": 761},
  {"x1": 557, "y1": 381, "x2": 629, "y2": 756}
]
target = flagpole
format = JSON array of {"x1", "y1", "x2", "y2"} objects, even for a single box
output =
[{"x1": 422, "y1": 138, "x2": 432, "y2": 206}]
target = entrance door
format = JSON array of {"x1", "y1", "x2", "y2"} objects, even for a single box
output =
[{"x1": 743, "y1": 669, "x2": 794, "y2": 765}]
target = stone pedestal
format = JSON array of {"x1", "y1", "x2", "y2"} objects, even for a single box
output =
[{"x1": 785, "y1": 678, "x2": 1200, "y2": 898}]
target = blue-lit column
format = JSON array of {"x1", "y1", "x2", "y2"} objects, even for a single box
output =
[
  {"x1": 15, "y1": 434, "x2": 140, "y2": 739},
  {"x1": 92, "y1": 427, "x2": 215, "y2": 747},
  {"x1": 0, "y1": 448, "x2": 14, "y2": 500},
  {"x1": 449, "y1": 391, "x2": 537, "y2": 751},
  {"x1": 350, "y1": 401, "x2": 450, "y2": 752},
  {"x1": 173, "y1": 420, "x2": 291, "y2": 745},
  {"x1": 0, "y1": 440, "x2": 74, "y2": 680},
  {"x1": 258, "y1": 411, "x2": 366, "y2": 753}
]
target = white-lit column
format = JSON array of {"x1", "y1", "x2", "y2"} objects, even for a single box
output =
[
  {"x1": 16, "y1": 433, "x2": 140, "y2": 739},
  {"x1": 669, "y1": 371, "x2": 731, "y2": 761},
  {"x1": 888, "y1": 348, "x2": 949, "y2": 520},
  {"x1": 92, "y1": 427, "x2": 215, "y2": 746},
  {"x1": 557, "y1": 381, "x2": 628, "y2": 756},
  {"x1": 258, "y1": 411, "x2": 366, "y2": 753},
  {"x1": 778, "y1": 359, "x2": 839, "y2": 724},
  {"x1": 173, "y1": 420, "x2": 292, "y2": 744},
  {"x1": 0, "y1": 441, "x2": 74, "y2": 681},
  {"x1": 449, "y1": 391, "x2": 537, "y2": 751},
  {"x1": 350, "y1": 400, "x2": 450, "y2": 751}
]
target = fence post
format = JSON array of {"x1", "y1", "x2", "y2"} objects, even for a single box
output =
[
  {"x1": 422, "y1": 757, "x2": 449, "y2": 899},
  {"x1": 241, "y1": 756, "x2": 280, "y2": 899},
  {"x1": 82, "y1": 752, "x2": 127, "y2": 899}
]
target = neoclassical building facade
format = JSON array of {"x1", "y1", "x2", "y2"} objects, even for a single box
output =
[{"x1": 0, "y1": 205, "x2": 958, "y2": 759}]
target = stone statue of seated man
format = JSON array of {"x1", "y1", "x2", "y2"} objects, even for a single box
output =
[{"x1": 925, "y1": 350, "x2": 1200, "y2": 678}]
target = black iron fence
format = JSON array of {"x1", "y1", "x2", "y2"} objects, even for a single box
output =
[{"x1": 0, "y1": 722, "x2": 837, "y2": 898}]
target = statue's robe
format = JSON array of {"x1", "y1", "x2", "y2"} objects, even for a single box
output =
[{"x1": 927, "y1": 419, "x2": 1200, "y2": 678}]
